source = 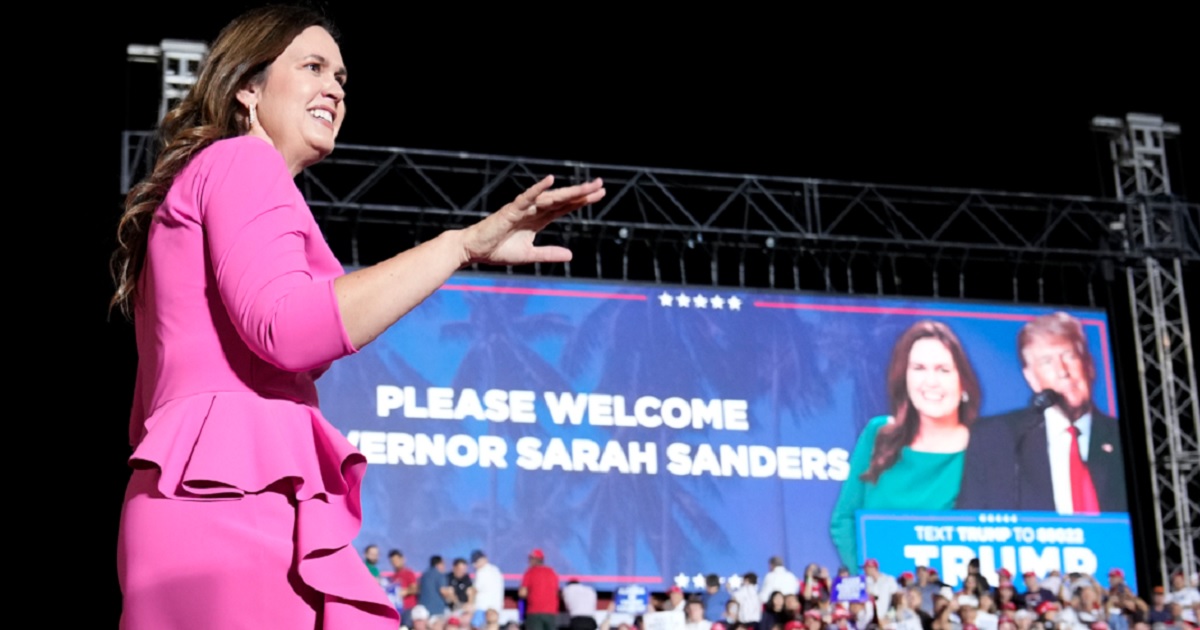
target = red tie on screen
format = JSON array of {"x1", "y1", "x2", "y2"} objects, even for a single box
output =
[{"x1": 1068, "y1": 425, "x2": 1100, "y2": 514}]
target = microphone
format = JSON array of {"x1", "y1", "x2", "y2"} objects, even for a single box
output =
[
  {"x1": 1012, "y1": 390, "x2": 1060, "y2": 508},
  {"x1": 1031, "y1": 389, "x2": 1063, "y2": 411}
]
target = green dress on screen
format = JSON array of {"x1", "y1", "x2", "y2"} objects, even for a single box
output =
[{"x1": 829, "y1": 415, "x2": 966, "y2": 569}]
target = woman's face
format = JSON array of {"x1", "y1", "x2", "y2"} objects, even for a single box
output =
[
  {"x1": 241, "y1": 25, "x2": 346, "y2": 174},
  {"x1": 906, "y1": 337, "x2": 963, "y2": 423},
  {"x1": 772, "y1": 593, "x2": 784, "y2": 609}
]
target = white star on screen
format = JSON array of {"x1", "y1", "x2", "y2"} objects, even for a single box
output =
[
  {"x1": 676, "y1": 293, "x2": 692, "y2": 308},
  {"x1": 658, "y1": 292, "x2": 674, "y2": 307},
  {"x1": 710, "y1": 296, "x2": 725, "y2": 310},
  {"x1": 674, "y1": 572, "x2": 691, "y2": 589},
  {"x1": 693, "y1": 295, "x2": 709, "y2": 309},
  {"x1": 727, "y1": 573, "x2": 744, "y2": 590},
  {"x1": 692, "y1": 573, "x2": 706, "y2": 589},
  {"x1": 728, "y1": 296, "x2": 743, "y2": 311}
]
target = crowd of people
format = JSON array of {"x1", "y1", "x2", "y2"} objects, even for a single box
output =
[{"x1": 360, "y1": 550, "x2": 1200, "y2": 630}]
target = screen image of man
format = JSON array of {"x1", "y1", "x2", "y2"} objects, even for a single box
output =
[{"x1": 957, "y1": 312, "x2": 1128, "y2": 513}]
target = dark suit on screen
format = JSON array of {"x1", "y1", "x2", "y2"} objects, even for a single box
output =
[{"x1": 956, "y1": 405, "x2": 1128, "y2": 513}]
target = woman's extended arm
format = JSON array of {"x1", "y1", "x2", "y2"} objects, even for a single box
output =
[{"x1": 334, "y1": 175, "x2": 604, "y2": 350}]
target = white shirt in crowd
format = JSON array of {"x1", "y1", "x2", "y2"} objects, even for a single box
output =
[
  {"x1": 868, "y1": 573, "x2": 900, "y2": 620},
  {"x1": 975, "y1": 610, "x2": 999, "y2": 630},
  {"x1": 1168, "y1": 586, "x2": 1200, "y2": 624},
  {"x1": 474, "y1": 561, "x2": 506, "y2": 614},
  {"x1": 563, "y1": 582, "x2": 598, "y2": 617},
  {"x1": 732, "y1": 585, "x2": 762, "y2": 623},
  {"x1": 1045, "y1": 407, "x2": 1093, "y2": 515},
  {"x1": 685, "y1": 620, "x2": 713, "y2": 630},
  {"x1": 760, "y1": 565, "x2": 801, "y2": 601},
  {"x1": 1058, "y1": 605, "x2": 1103, "y2": 630}
]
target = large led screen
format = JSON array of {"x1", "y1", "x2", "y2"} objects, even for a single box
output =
[{"x1": 318, "y1": 274, "x2": 1134, "y2": 590}]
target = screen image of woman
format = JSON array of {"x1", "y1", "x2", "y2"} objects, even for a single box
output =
[{"x1": 828, "y1": 320, "x2": 982, "y2": 569}]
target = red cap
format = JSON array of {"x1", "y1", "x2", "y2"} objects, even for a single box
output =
[
  {"x1": 804, "y1": 610, "x2": 823, "y2": 621},
  {"x1": 998, "y1": 568, "x2": 1012, "y2": 578},
  {"x1": 1090, "y1": 623, "x2": 1110, "y2": 630},
  {"x1": 1109, "y1": 568, "x2": 1124, "y2": 578},
  {"x1": 713, "y1": 624, "x2": 728, "y2": 630},
  {"x1": 928, "y1": 568, "x2": 939, "y2": 576},
  {"x1": 1002, "y1": 602, "x2": 1017, "y2": 611},
  {"x1": 668, "y1": 586, "x2": 682, "y2": 594},
  {"x1": 1036, "y1": 602, "x2": 1059, "y2": 615},
  {"x1": 448, "y1": 618, "x2": 462, "y2": 627},
  {"x1": 900, "y1": 572, "x2": 914, "y2": 581},
  {"x1": 785, "y1": 622, "x2": 804, "y2": 630},
  {"x1": 833, "y1": 608, "x2": 851, "y2": 620},
  {"x1": 863, "y1": 559, "x2": 879, "y2": 569},
  {"x1": 1023, "y1": 571, "x2": 1038, "y2": 579},
  {"x1": 530, "y1": 549, "x2": 545, "y2": 560}
]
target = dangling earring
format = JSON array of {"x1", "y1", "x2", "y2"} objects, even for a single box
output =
[
  {"x1": 248, "y1": 103, "x2": 258, "y2": 129},
  {"x1": 962, "y1": 392, "x2": 970, "y2": 403}
]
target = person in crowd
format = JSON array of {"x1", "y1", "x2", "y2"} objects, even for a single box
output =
[
  {"x1": 1019, "y1": 573, "x2": 1059, "y2": 612},
  {"x1": 803, "y1": 565, "x2": 833, "y2": 611},
  {"x1": 687, "y1": 599, "x2": 715, "y2": 630},
  {"x1": 731, "y1": 573, "x2": 764, "y2": 624},
  {"x1": 966, "y1": 560, "x2": 992, "y2": 596},
  {"x1": 1146, "y1": 586, "x2": 1173, "y2": 626},
  {"x1": 388, "y1": 549, "x2": 419, "y2": 624},
  {"x1": 704, "y1": 574, "x2": 729, "y2": 621},
  {"x1": 1166, "y1": 569, "x2": 1200, "y2": 626},
  {"x1": 931, "y1": 588, "x2": 956, "y2": 630},
  {"x1": 833, "y1": 607, "x2": 858, "y2": 630},
  {"x1": 412, "y1": 605, "x2": 433, "y2": 630},
  {"x1": 850, "y1": 599, "x2": 876, "y2": 630},
  {"x1": 831, "y1": 321, "x2": 982, "y2": 568},
  {"x1": 420, "y1": 556, "x2": 454, "y2": 621},
  {"x1": 915, "y1": 567, "x2": 942, "y2": 615},
  {"x1": 761, "y1": 591, "x2": 789, "y2": 630},
  {"x1": 865, "y1": 559, "x2": 902, "y2": 621},
  {"x1": 1035, "y1": 602, "x2": 1061, "y2": 630},
  {"x1": 725, "y1": 600, "x2": 742, "y2": 625},
  {"x1": 477, "y1": 608, "x2": 502, "y2": 630},
  {"x1": 471, "y1": 550, "x2": 505, "y2": 628},
  {"x1": 958, "y1": 312, "x2": 1127, "y2": 513},
  {"x1": 786, "y1": 595, "x2": 804, "y2": 622},
  {"x1": 961, "y1": 576, "x2": 986, "y2": 600},
  {"x1": 448, "y1": 558, "x2": 475, "y2": 614},
  {"x1": 564, "y1": 579, "x2": 599, "y2": 630},
  {"x1": 668, "y1": 586, "x2": 688, "y2": 612},
  {"x1": 958, "y1": 595, "x2": 982, "y2": 630},
  {"x1": 519, "y1": 549, "x2": 561, "y2": 630},
  {"x1": 996, "y1": 579, "x2": 1019, "y2": 616},
  {"x1": 363, "y1": 544, "x2": 383, "y2": 580},
  {"x1": 761, "y1": 557, "x2": 802, "y2": 600},
  {"x1": 976, "y1": 593, "x2": 999, "y2": 630},
  {"x1": 905, "y1": 586, "x2": 934, "y2": 630},
  {"x1": 803, "y1": 609, "x2": 827, "y2": 630}
]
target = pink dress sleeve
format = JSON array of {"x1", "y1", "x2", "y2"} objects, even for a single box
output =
[{"x1": 198, "y1": 137, "x2": 356, "y2": 372}]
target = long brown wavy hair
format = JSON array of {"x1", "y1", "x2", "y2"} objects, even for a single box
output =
[
  {"x1": 860, "y1": 320, "x2": 982, "y2": 482},
  {"x1": 109, "y1": 5, "x2": 337, "y2": 319}
]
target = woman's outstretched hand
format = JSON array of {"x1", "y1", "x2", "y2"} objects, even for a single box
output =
[{"x1": 460, "y1": 175, "x2": 605, "y2": 266}]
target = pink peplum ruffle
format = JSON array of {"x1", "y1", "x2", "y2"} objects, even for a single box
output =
[{"x1": 128, "y1": 392, "x2": 399, "y2": 628}]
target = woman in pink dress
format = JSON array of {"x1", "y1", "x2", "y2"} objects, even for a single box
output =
[{"x1": 110, "y1": 6, "x2": 604, "y2": 628}]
